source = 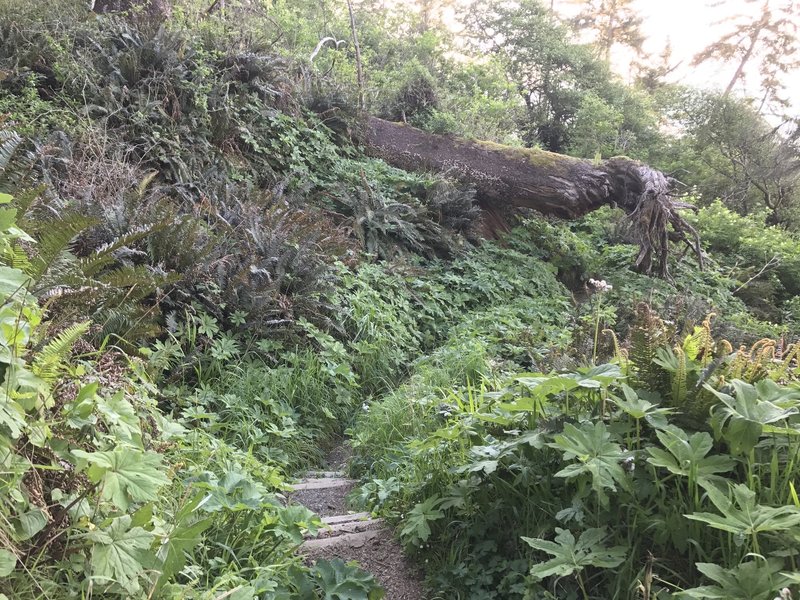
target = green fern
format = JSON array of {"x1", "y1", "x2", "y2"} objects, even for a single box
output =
[
  {"x1": 671, "y1": 346, "x2": 688, "y2": 406},
  {"x1": 0, "y1": 123, "x2": 32, "y2": 191},
  {"x1": 78, "y1": 224, "x2": 165, "y2": 278},
  {"x1": 629, "y1": 303, "x2": 670, "y2": 392},
  {"x1": 32, "y1": 321, "x2": 90, "y2": 384},
  {"x1": 0, "y1": 128, "x2": 22, "y2": 174},
  {"x1": 25, "y1": 214, "x2": 99, "y2": 285}
]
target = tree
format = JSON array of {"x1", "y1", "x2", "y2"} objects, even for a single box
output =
[
  {"x1": 464, "y1": 0, "x2": 658, "y2": 157},
  {"x1": 678, "y1": 92, "x2": 800, "y2": 225},
  {"x1": 363, "y1": 116, "x2": 702, "y2": 278},
  {"x1": 692, "y1": 0, "x2": 799, "y2": 109},
  {"x1": 567, "y1": 0, "x2": 646, "y2": 63},
  {"x1": 416, "y1": 0, "x2": 458, "y2": 33}
]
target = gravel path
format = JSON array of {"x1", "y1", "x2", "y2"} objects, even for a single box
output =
[{"x1": 289, "y1": 442, "x2": 426, "y2": 599}]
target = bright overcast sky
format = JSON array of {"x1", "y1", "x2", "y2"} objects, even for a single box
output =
[
  {"x1": 568, "y1": 0, "x2": 799, "y2": 111},
  {"x1": 426, "y1": 0, "x2": 798, "y2": 113},
  {"x1": 630, "y1": 1, "x2": 758, "y2": 87}
]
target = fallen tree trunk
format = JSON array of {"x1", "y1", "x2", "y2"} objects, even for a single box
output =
[{"x1": 363, "y1": 117, "x2": 702, "y2": 278}]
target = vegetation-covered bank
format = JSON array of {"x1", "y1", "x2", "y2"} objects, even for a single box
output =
[{"x1": 1, "y1": 0, "x2": 800, "y2": 598}]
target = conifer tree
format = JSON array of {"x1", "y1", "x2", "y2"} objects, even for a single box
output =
[
  {"x1": 692, "y1": 0, "x2": 799, "y2": 109},
  {"x1": 567, "y1": 0, "x2": 646, "y2": 62}
]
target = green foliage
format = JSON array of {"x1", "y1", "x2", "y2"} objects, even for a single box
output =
[
  {"x1": 692, "y1": 201, "x2": 800, "y2": 321},
  {"x1": 353, "y1": 314, "x2": 800, "y2": 598},
  {"x1": 678, "y1": 559, "x2": 798, "y2": 600},
  {"x1": 523, "y1": 527, "x2": 626, "y2": 582},
  {"x1": 464, "y1": 0, "x2": 659, "y2": 157},
  {"x1": 4, "y1": 3, "x2": 800, "y2": 599}
]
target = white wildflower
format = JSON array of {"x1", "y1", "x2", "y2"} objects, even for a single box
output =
[{"x1": 589, "y1": 278, "x2": 613, "y2": 293}]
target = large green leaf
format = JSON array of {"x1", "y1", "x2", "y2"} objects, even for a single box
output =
[
  {"x1": 678, "y1": 559, "x2": 798, "y2": 599},
  {"x1": 686, "y1": 483, "x2": 800, "y2": 539},
  {"x1": 400, "y1": 496, "x2": 444, "y2": 545},
  {"x1": 0, "y1": 548, "x2": 16, "y2": 577},
  {"x1": 96, "y1": 391, "x2": 143, "y2": 448},
  {"x1": 73, "y1": 448, "x2": 169, "y2": 510},
  {"x1": 88, "y1": 515, "x2": 154, "y2": 593},
  {"x1": 550, "y1": 421, "x2": 630, "y2": 507},
  {"x1": 646, "y1": 426, "x2": 735, "y2": 483},
  {"x1": 707, "y1": 380, "x2": 798, "y2": 455},
  {"x1": 611, "y1": 384, "x2": 672, "y2": 428},
  {"x1": 0, "y1": 390, "x2": 25, "y2": 439},
  {"x1": 523, "y1": 527, "x2": 627, "y2": 581},
  {"x1": 0, "y1": 266, "x2": 31, "y2": 302},
  {"x1": 11, "y1": 508, "x2": 47, "y2": 542},
  {"x1": 313, "y1": 559, "x2": 385, "y2": 600}
]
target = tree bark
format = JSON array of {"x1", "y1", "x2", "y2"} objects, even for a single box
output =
[{"x1": 363, "y1": 117, "x2": 702, "y2": 277}]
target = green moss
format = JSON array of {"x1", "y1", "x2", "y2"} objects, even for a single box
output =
[{"x1": 469, "y1": 138, "x2": 578, "y2": 169}]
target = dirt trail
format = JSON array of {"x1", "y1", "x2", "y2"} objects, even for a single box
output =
[{"x1": 289, "y1": 442, "x2": 426, "y2": 600}]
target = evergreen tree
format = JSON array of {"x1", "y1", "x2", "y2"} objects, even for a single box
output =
[
  {"x1": 692, "y1": 0, "x2": 799, "y2": 109},
  {"x1": 567, "y1": 0, "x2": 646, "y2": 62}
]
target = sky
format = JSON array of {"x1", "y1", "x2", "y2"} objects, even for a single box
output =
[
  {"x1": 423, "y1": 0, "x2": 798, "y2": 115},
  {"x1": 561, "y1": 0, "x2": 799, "y2": 112}
]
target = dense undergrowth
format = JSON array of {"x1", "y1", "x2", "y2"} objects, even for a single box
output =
[{"x1": 1, "y1": 1, "x2": 800, "y2": 599}]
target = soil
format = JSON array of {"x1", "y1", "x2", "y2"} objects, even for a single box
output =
[
  {"x1": 290, "y1": 439, "x2": 427, "y2": 600},
  {"x1": 291, "y1": 481, "x2": 356, "y2": 517},
  {"x1": 303, "y1": 527, "x2": 427, "y2": 600},
  {"x1": 323, "y1": 439, "x2": 353, "y2": 472}
]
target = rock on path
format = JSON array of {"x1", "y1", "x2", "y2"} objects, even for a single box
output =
[{"x1": 290, "y1": 468, "x2": 426, "y2": 600}]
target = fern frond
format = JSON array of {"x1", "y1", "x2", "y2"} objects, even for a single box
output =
[
  {"x1": 746, "y1": 341, "x2": 775, "y2": 382},
  {"x1": 96, "y1": 264, "x2": 174, "y2": 291},
  {"x1": 728, "y1": 345, "x2": 749, "y2": 379},
  {"x1": 11, "y1": 186, "x2": 46, "y2": 219},
  {"x1": 1, "y1": 242, "x2": 32, "y2": 271},
  {"x1": 0, "y1": 128, "x2": 22, "y2": 174},
  {"x1": 773, "y1": 343, "x2": 799, "y2": 382},
  {"x1": 671, "y1": 346, "x2": 688, "y2": 407},
  {"x1": 717, "y1": 339, "x2": 734, "y2": 357},
  {"x1": 32, "y1": 321, "x2": 90, "y2": 383},
  {"x1": 79, "y1": 223, "x2": 162, "y2": 277},
  {"x1": 630, "y1": 303, "x2": 669, "y2": 391},
  {"x1": 28, "y1": 214, "x2": 98, "y2": 283}
]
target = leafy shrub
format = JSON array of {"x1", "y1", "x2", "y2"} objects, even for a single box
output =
[
  {"x1": 354, "y1": 336, "x2": 800, "y2": 598},
  {"x1": 693, "y1": 201, "x2": 800, "y2": 321},
  {"x1": 380, "y1": 59, "x2": 439, "y2": 123}
]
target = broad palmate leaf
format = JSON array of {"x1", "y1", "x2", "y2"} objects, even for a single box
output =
[
  {"x1": 678, "y1": 559, "x2": 799, "y2": 599},
  {"x1": 400, "y1": 496, "x2": 444, "y2": 545},
  {"x1": 686, "y1": 483, "x2": 800, "y2": 538},
  {"x1": 88, "y1": 515, "x2": 155, "y2": 593},
  {"x1": 647, "y1": 426, "x2": 735, "y2": 483},
  {"x1": 523, "y1": 527, "x2": 627, "y2": 581},
  {"x1": 73, "y1": 448, "x2": 170, "y2": 510},
  {"x1": 550, "y1": 421, "x2": 630, "y2": 507},
  {"x1": 706, "y1": 380, "x2": 798, "y2": 455}
]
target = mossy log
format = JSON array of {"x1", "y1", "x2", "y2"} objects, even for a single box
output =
[{"x1": 363, "y1": 117, "x2": 702, "y2": 278}]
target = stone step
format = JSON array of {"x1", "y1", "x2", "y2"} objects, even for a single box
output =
[
  {"x1": 316, "y1": 517, "x2": 384, "y2": 539},
  {"x1": 290, "y1": 477, "x2": 355, "y2": 491},
  {"x1": 322, "y1": 512, "x2": 372, "y2": 525},
  {"x1": 305, "y1": 470, "x2": 346, "y2": 479},
  {"x1": 301, "y1": 528, "x2": 381, "y2": 551}
]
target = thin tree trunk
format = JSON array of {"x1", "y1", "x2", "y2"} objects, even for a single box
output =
[
  {"x1": 723, "y1": 25, "x2": 762, "y2": 97},
  {"x1": 363, "y1": 117, "x2": 703, "y2": 277},
  {"x1": 346, "y1": 0, "x2": 365, "y2": 111}
]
